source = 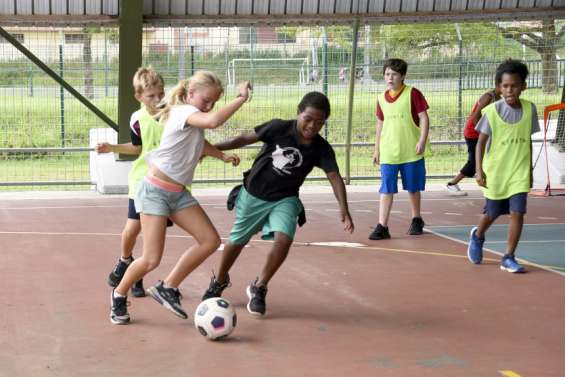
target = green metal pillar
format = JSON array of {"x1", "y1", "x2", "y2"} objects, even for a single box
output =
[
  {"x1": 345, "y1": 19, "x2": 360, "y2": 185},
  {"x1": 117, "y1": 0, "x2": 143, "y2": 157}
]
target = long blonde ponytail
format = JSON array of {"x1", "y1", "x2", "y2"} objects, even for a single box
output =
[{"x1": 155, "y1": 71, "x2": 223, "y2": 123}]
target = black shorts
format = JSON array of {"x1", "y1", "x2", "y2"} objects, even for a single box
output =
[
  {"x1": 128, "y1": 199, "x2": 173, "y2": 227},
  {"x1": 460, "y1": 137, "x2": 478, "y2": 178}
]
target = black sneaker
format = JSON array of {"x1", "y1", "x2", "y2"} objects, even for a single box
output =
[
  {"x1": 107, "y1": 257, "x2": 132, "y2": 287},
  {"x1": 368, "y1": 224, "x2": 391, "y2": 240},
  {"x1": 201, "y1": 273, "x2": 231, "y2": 301},
  {"x1": 110, "y1": 289, "x2": 130, "y2": 325},
  {"x1": 246, "y1": 279, "x2": 268, "y2": 316},
  {"x1": 408, "y1": 217, "x2": 425, "y2": 235},
  {"x1": 147, "y1": 281, "x2": 188, "y2": 319},
  {"x1": 131, "y1": 279, "x2": 146, "y2": 298}
]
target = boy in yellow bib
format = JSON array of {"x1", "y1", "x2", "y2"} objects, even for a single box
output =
[
  {"x1": 370, "y1": 58, "x2": 430, "y2": 240},
  {"x1": 96, "y1": 67, "x2": 166, "y2": 296},
  {"x1": 468, "y1": 59, "x2": 539, "y2": 273}
]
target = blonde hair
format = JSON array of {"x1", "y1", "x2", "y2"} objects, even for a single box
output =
[
  {"x1": 132, "y1": 66, "x2": 164, "y2": 94},
  {"x1": 155, "y1": 70, "x2": 224, "y2": 123}
]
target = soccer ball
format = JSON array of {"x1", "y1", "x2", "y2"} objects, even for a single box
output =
[{"x1": 194, "y1": 298, "x2": 237, "y2": 340}]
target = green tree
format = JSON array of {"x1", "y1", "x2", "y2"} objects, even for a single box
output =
[{"x1": 497, "y1": 19, "x2": 565, "y2": 94}]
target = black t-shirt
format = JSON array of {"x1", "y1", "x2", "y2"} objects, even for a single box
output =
[{"x1": 243, "y1": 119, "x2": 339, "y2": 201}]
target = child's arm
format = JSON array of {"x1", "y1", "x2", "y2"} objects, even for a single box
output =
[
  {"x1": 186, "y1": 81, "x2": 252, "y2": 130},
  {"x1": 214, "y1": 131, "x2": 259, "y2": 151},
  {"x1": 95, "y1": 142, "x2": 141, "y2": 156},
  {"x1": 415, "y1": 111, "x2": 429, "y2": 155},
  {"x1": 475, "y1": 132, "x2": 489, "y2": 188},
  {"x1": 469, "y1": 92, "x2": 496, "y2": 126},
  {"x1": 326, "y1": 171, "x2": 354, "y2": 233},
  {"x1": 372, "y1": 119, "x2": 384, "y2": 165},
  {"x1": 202, "y1": 140, "x2": 240, "y2": 166}
]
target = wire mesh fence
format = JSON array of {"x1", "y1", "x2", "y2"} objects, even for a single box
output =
[{"x1": 0, "y1": 20, "x2": 563, "y2": 190}]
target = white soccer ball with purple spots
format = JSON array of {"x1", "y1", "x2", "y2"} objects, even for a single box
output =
[{"x1": 194, "y1": 298, "x2": 237, "y2": 340}]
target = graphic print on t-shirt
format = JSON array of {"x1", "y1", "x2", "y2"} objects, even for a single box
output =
[{"x1": 271, "y1": 144, "x2": 303, "y2": 175}]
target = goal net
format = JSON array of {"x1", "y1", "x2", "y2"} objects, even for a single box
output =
[
  {"x1": 227, "y1": 58, "x2": 309, "y2": 87},
  {"x1": 531, "y1": 103, "x2": 565, "y2": 196}
]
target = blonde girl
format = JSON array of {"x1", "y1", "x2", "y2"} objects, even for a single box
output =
[{"x1": 110, "y1": 71, "x2": 251, "y2": 324}]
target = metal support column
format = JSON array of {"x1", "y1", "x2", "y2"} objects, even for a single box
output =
[
  {"x1": 117, "y1": 0, "x2": 143, "y2": 157},
  {"x1": 345, "y1": 19, "x2": 360, "y2": 185}
]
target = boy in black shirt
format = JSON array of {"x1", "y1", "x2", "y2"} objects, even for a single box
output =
[{"x1": 202, "y1": 92, "x2": 354, "y2": 316}]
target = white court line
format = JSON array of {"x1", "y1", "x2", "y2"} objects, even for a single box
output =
[
  {"x1": 3, "y1": 229, "x2": 563, "y2": 274},
  {"x1": 486, "y1": 240, "x2": 565, "y2": 244},
  {"x1": 444, "y1": 212, "x2": 463, "y2": 216},
  {"x1": 537, "y1": 216, "x2": 559, "y2": 220},
  {"x1": 428, "y1": 222, "x2": 565, "y2": 228},
  {"x1": 424, "y1": 227, "x2": 565, "y2": 277},
  {"x1": 354, "y1": 209, "x2": 373, "y2": 213}
]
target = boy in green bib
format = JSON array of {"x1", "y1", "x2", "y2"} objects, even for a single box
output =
[
  {"x1": 96, "y1": 67, "x2": 166, "y2": 296},
  {"x1": 369, "y1": 58, "x2": 430, "y2": 240},
  {"x1": 467, "y1": 59, "x2": 539, "y2": 273}
]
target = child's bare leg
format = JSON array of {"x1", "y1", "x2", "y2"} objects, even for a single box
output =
[
  {"x1": 408, "y1": 191, "x2": 421, "y2": 219},
  {"x1": 216, "y1": 241, "x2": 246, "y2": 283},
  {"x1": 475, "y1": 214, "x2": 496, "y2": 239},
  {"x1": 115, "y1": 215, "x2": 167, "y2": 296},
  {"x1": 257, "y1": 232, "x2": 293, "y2": 286},
  {"x1": 165, "y1": 205, "x2": 221, "y2": 288},
  {"x1": 379, "y1": 193, "x2": 394, "y2": 226},
  {"x1": 506, "y1": 212, "x2": 524, "y2": 257},
  {"x1": 449, "y1": 172, "x2": 465, "y2": 185},
  {"x1": 121, "y1": 219, "x2": 141, "y2": 259}
]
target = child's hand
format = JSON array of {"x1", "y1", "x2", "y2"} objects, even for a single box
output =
[
  {"x1": 95, "y1": 142, "x2": 112, "y2": 154},
  {"x1": 415, "y1": 140, "x2": 426, "y2": 155},
  {"x1": 372, "y1": 150, "x2": 380, "y2": 165},
  {"x1": 222, "y1": 153, "x2": 240, "y2": 167},
  {"x1": 237, "y1": 81, "x2": 252, "y2": 102},
  {"x1": 475, "y1": 170, "x2": 487, "y2": 188},
  {"x1": 341, "y1": 211, "x2": 354, "y2": 233}
]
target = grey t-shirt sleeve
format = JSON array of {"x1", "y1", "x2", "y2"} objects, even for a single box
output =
[{"x1": 475, "y1": 113, "x2": 491, "y2": 136}]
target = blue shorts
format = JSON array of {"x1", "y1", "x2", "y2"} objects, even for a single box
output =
[
  {"x1": 483, "y1": 192, "x2": 528, "y2": 219},
  {"x1": 379, "y1": 158, "x2": 426, "y2": 194},
  {"x1": 134, "y1": 179, "x2": 198, "y2": 217}
]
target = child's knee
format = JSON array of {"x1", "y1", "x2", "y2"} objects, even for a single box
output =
[{"x1": 141, "y1": 256, "x2": 161, "y2": 271}]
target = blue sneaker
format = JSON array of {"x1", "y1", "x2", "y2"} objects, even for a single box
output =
[
  {"x1": 500, "y1": 255, "x2": 526, "y2": 273},
  {"x1": 467, "y1": 227, "x2": 484, "y2": 264}
]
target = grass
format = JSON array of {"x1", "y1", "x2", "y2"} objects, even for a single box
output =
[{"x1": 0, "y1": 85, "x2": 560, "y2": 190}]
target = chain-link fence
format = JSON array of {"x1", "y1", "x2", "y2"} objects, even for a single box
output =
[{"x1": 1, "y1": 21, "x2": 564, "y2": 190}]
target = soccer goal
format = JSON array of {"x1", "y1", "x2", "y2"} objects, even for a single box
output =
[
  {"x1": 227, "y1": 58, "x2": 309, "y2": 86},
  {"x1": 531, "y1": 103, "x2": 565, "y2": 196}
]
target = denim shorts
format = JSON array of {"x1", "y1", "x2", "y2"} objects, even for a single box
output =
[
  {"x1": 134, "y1": 179, "x2": 198, "y2": 217},
  {"x1": 127, "y1": 199, "x2": 173, "y2": 226},
  {"x1": 380, "y1": 158, "x2": 426, "y2": 194},
  {"x1": 229, "y1": 187, "x2": 303, "y2": 245},
  {"x1": 483, "y1": 192, "x2": 528, "y2": 219}
]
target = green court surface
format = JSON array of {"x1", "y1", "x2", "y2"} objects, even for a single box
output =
[{"x1": 426, "y1": 223, "x2": 565, "y2": 275}]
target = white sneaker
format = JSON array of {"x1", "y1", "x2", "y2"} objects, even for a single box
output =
[{"x1": 445, "y1": 183, "x2": 467, "y2": 196}]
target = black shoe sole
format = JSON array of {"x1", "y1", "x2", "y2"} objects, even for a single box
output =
[{"x1": 368, "y1": 234, "x2": 391, "y2": 240}]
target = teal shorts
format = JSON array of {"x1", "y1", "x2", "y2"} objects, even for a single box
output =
[{"x1": 229, "y1": 187, "x2": 303, "y2": 245}]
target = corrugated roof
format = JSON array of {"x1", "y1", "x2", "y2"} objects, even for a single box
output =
[{"x1": 0, "y1": 0, "x2": 564, "y2": 26}]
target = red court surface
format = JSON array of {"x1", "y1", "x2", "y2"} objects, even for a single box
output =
[{"x1": 1, "y1": 188, "x2": 564, "y2": 377}]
